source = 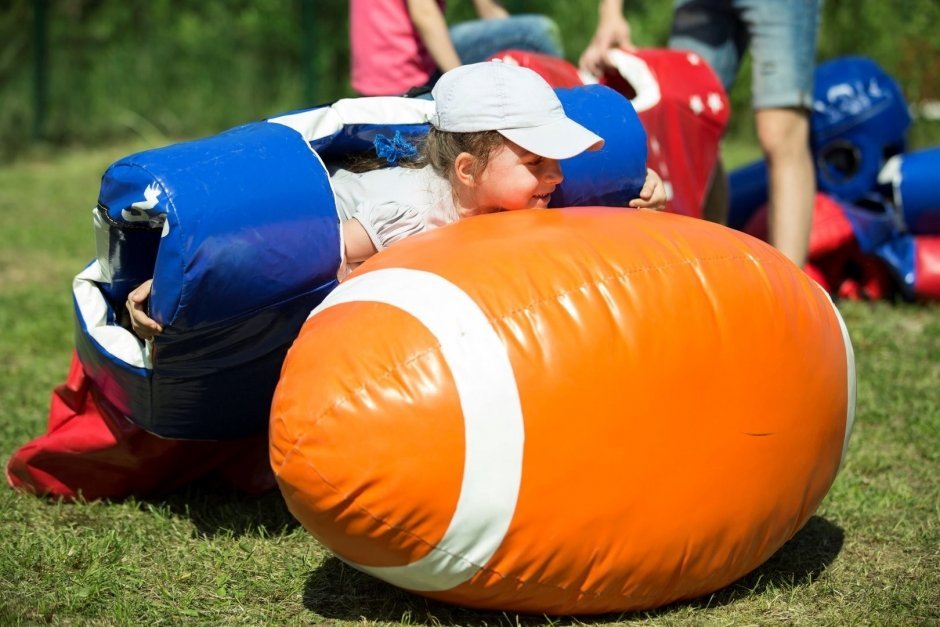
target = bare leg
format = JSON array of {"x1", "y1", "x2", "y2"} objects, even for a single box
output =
[{"x1": 756, "y1": 107, "x2": 815, "y2": 267}]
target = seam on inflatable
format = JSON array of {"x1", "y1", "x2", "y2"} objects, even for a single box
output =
[
  {"x1": 163, "y1": 281, "x2": 337, "y2": 338},
  {"x1": 492, "y1": 252, "x2": 763, "y2": 324},
  {"x1": 271, "y1": 339, "x2": 446, "y2": 475},
  {"x1": 271, "y1": 341, "x2": 536, "y2": 587},
  {"x1": 279, "y1": 450, "x2": 626, "y2": 600}
]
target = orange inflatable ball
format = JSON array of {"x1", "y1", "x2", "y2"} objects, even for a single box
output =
[{"x1": 270, "y1": 208, "x2": 855, "y2": 615}]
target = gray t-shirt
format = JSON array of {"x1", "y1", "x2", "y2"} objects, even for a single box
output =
[{"x1": 330, "y1": 165, "x2": 457, "y2": 252}]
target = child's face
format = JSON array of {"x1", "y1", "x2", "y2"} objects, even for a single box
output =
[{"x1": 469, "y1": 140, "x2": 564, "y2": 213}]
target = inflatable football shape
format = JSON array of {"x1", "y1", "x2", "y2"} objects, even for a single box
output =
[{"x1": 270, "y1": 208, "x2": 855, "y2": 614}]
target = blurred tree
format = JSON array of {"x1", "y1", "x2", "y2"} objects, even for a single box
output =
[{"x1": 1, "y1": 0, "x2": 937, "y2": 162}]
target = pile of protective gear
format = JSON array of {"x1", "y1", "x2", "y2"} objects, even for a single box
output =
[{"x1": 729, "y1": 56, "x2": 940, "y2": 301}]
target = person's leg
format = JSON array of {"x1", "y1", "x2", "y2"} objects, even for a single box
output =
[
  {"x1": 449, "y1": 14, "x2": 563, "y2": 65},
  {"x1": 668, "y1": 0, "x2": 744, "y2": 224},
  {"x1": 739, "y1": 0, "x2": 820, "y2": 266},
  {"x1": 756, "y1": 108, "x2": 814, "y2": 265}
]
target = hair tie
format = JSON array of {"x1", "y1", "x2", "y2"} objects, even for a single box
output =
[{"x1": 373, "y1": 131, "x2": 418, "y2": 166}]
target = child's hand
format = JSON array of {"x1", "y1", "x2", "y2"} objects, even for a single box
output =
[
  {"x1": 628, "y1": 168, "x2": 667, "y2": 210},
  {"x1": 126, "y1": 279, "x2": 163, "y2": 341}
]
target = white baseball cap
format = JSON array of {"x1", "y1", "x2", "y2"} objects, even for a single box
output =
[{"x1": 429, "y1": 61, "x2": 605, "y2": 160}]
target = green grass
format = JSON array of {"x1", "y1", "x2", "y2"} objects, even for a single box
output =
[{"x1": 1, "y1": 139, "x2": 938, "y2": 625}]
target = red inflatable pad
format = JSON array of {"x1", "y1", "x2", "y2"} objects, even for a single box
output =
[
  {"x1": 914, "y1": 235, "x2": 940, "y2": 300},
  {"x1": 744, "y1": 193, "x2": 894, "y2": 300},
  {"x1": 486, "y1": 50, "x2": 583, "y2": 89},
  {"x1": 836, "y1": 254, "x2": 894, "y2": 302},
  {"x1": 7, "y1": 353, "x2": 275, "y2": 502},
  {"x1": 744, "y1": 192, "x2": 856, "y2": 258},
  {"x1": 601, "y1": 48, "x2": 730, "y2": 219}
]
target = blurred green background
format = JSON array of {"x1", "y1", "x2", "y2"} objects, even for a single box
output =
[{"x1": 3, "y1": 0, "x2": 940, "y2": 162}]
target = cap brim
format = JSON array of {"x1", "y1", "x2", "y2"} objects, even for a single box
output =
[{"x1": 499, "y1": 118, "x2": 604, "y2": 160}]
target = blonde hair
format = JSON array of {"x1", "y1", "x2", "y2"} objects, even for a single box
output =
[{"x1": 422, "y1": 128, "x2": 505, "y2": 185}]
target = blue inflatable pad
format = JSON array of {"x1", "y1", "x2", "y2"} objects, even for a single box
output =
[
  {"x1": 99, "y1": 121, "x2": 341, "y2": 329},
  {"x1": 874, "y1": 234, "x2": 916, "y2": 300},
  {"x1": 811, "y1": 56, "x2": 911, "y2": 202},
  {"x1": 841, "y1": 196, "x2": 904, "y2": 254},
  {"x1": 550, "y1": 85, "x2": 647, "y2": 207},
  {"x1": 85, "y1": 121, "x2": 342, "y2": 438},
  {"x1": 727, "y1": 159, "x2": 768, "y2": 231},
  {"x1": 878, "y1": 146, "x2": 940, "y2": 235}
]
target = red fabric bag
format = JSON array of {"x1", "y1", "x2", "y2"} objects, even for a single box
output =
[{"x1": 7, "y1": 352, "x2": 275, "y2": 502}]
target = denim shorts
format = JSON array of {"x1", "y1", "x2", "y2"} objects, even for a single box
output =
[
  {"x1": 449, "y1": 14, "x2": 563, "y2": 65},
  {"x1": 668, "y1": 0, "x2": 821, "y2": 109},
  {"x1": 408, "y1": 14, "x2": 563, "y2": 95}
]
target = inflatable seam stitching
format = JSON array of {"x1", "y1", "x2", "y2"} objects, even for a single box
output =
[
  {"x1": 491, "y1": 252, "x2": 764, "y2": 323},
  {"x1": 272, "y1": 339, "x2": 447, "y2": 472},
  {"x1": 276, "y1": 447, "x2": 637, "y2": 600},
  {"x1": 272, "y1": 345, "x2": 572, "y2": 592},
  {"x1": 163, "y1": 281, "x2": 338, "y2": 336}
]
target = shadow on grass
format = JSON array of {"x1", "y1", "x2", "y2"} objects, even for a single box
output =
[
  {"x1": 677, "y1": 515, "x2": 845, "y2": 609},
  {"x1": 301, "y1": 515, "x2": 844, "y2": 625},
  {"x1": 141, "y1": 483, "x2": 300, "y2": 538},
  {"x1": 302, "y1": 558, "x2": 545, "y2": 627}
]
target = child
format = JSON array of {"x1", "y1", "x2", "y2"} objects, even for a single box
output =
[{"x1": 128, "y1": 61, "x2": 665, "y2": 339}]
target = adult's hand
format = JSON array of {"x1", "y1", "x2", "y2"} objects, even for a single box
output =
[{"x1": 578, "y1": 0, "x2": 634, "y2": 77}]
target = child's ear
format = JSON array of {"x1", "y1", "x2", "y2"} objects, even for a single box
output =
[{"x1": 453, "y1": 152, "x2": 478, "y2": 188}]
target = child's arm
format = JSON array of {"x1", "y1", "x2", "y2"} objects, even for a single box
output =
[
  {"x1": 339, "y1": 206, "x2": 424, "y2": 279},
  {"x1": 342, "y1": 218, "x2": 379, "y2": 264},
  {"x1": 628, "y1": 168, "x2": 667, "y2": 210},
  {"x1": 472, "y1": 0, "x2": 509, "y2": 20},
  {"x1": 126, "y1": 279, "x2": 163, "y2": 340},
  {"x1": 406, "y1": 0, "x2": 462, "y2": 72},
  {"x1": 350, "y1": 200, "x2": 427, "y2": 254}
]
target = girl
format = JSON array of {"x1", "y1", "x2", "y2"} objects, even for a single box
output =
[{"x1": 128, "y1": 61, "x2": 665, "y2": 339}]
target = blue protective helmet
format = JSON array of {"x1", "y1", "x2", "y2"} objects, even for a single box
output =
[{"x1": 811, "y1": 56, "x2": 911, "y2": 202}]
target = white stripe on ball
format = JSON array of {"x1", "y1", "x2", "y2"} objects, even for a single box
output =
[{"x1": 311, "y1": 267, "x2": 525, "y2": 591}]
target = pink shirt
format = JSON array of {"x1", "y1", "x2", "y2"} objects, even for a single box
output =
[{"x1": 350, "y1": 0, "x2": 446, "y2": 96}]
